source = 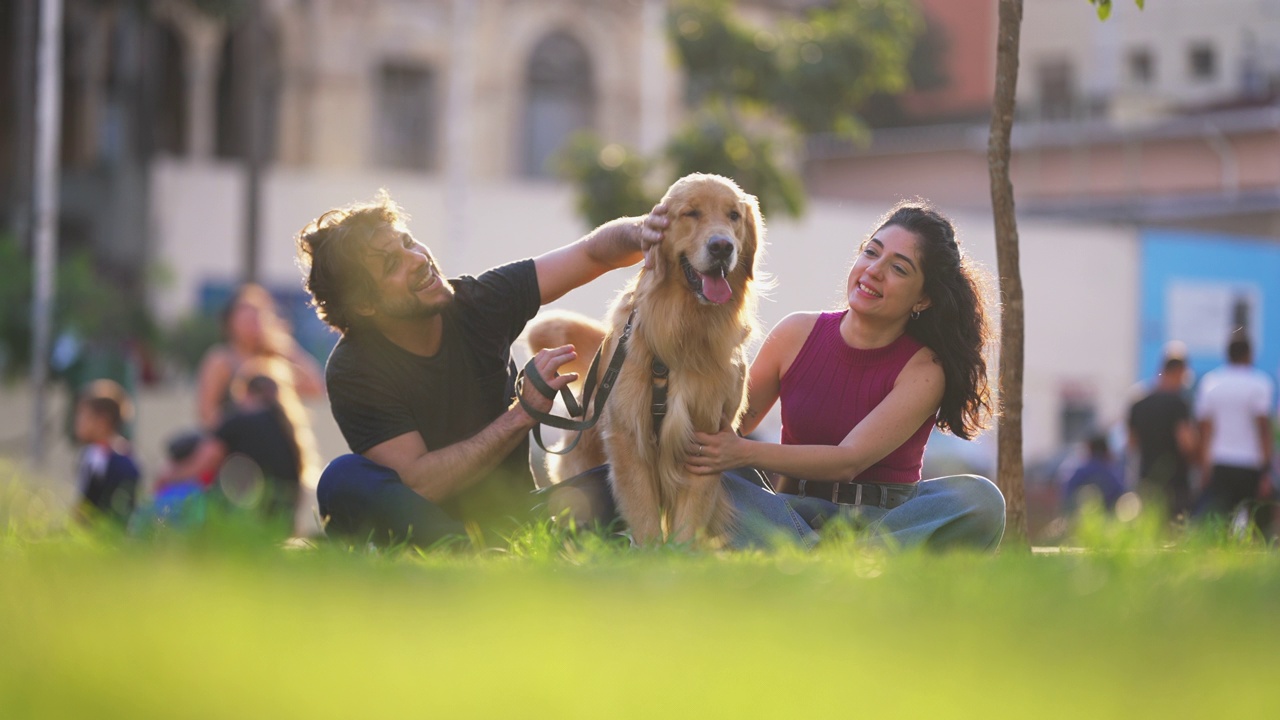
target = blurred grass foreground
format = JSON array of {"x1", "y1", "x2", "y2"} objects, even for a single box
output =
[{"x1": 2, "y1": 461, "x2": 1277, "y2": 720}]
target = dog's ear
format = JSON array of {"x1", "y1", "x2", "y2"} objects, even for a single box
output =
[{"x1": 740, "y1": 193, "x2": 764, "y2": 279}]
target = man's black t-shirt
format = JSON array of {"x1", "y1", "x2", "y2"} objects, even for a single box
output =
[
  {"x1": 325, "y1": 259, "x2": 541, "y2": 526},
  {"x1": 1128, "y1": 389, "x2": 1191, "y2": 489}
]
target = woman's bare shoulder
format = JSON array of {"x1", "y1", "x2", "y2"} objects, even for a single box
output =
[
  {"x1": 770, "y1": 311, "x2": 823, "y2": 341},
  {"x1": 900, "y1": 345, "x2": 946, "y2": 385}
]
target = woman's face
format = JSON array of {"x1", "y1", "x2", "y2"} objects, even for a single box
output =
[
  {"x1": 846, "y1": 224, "x2": 931, "y2": 321},
  {"x1": 228, "y1": 299, "x2": 268, "y2": 347}
]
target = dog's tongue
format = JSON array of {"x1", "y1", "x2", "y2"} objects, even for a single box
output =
[{"x1": 699, "y1": 271, "x2": 732, "y2": 304}]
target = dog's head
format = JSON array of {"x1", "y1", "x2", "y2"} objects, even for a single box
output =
[{"x1": 652, "y1": 173, "x2": 763, "y2": 307}]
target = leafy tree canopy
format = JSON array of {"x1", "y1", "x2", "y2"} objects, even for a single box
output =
[
  {"x1": 560, "y1": 0, "x2": 923, "y2": 225},
  {"x1": 1088, "y1": 0, "x2": 1146, "y2": 22}
]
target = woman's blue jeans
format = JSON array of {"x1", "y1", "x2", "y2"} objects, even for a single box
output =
[
  {"x1": 782, "y1": 475, "x2": 1007, "y2": 552},
  {"x1": 540, "y1": 468, "x2": 1005, "y2": 551}
]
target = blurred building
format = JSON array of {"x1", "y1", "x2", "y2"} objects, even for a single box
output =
[
  {"x1": 807, "y1": 0, "x2": 1280, "y2": 237},
  {"x1": 0, "y1": 0, "x2": 679, "y2": 296}
]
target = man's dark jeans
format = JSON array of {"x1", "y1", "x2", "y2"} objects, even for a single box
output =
[{"x1": 316, "y1": 454, "x2": 621, "y2": 547}]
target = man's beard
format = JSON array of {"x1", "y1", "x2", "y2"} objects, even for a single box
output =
[{"x1": 376, "y1": 282, "x2": 456, "y2": 320}]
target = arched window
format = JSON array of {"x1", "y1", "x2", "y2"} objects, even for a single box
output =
[
  {"x1": 521, "y1": 31, "x2": 595, "y2": 178},
  {"x1": 215, "y1": 15, "x2": 280, "y2": 162}
]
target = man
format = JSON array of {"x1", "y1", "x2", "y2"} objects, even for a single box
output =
[
  {"x1": 1128, "y1": 354, "x2": 1196, "y2": 520},
  {"x1": 295, "y1": 191, "x2": 667, "y2": 546},
  {"x1": 1193, "y1": 334, "x2": 1275, "y2": 538}
]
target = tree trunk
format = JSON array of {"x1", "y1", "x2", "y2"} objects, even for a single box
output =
[{"x1": 987, "y1": 0, "x2": 1028, "y2": 545}]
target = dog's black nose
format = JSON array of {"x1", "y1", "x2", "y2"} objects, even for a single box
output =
[{"x1": 707, "y1": 236, "x2": 734, "y2": 260}]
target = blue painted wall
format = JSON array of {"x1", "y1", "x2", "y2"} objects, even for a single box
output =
[{"x1": 1139, "y1": 229, "x2": 1280, "y2": 387}]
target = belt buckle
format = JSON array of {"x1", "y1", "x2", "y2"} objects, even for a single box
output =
[
  {"x1": 797, "y1": 479, "x2": 807, "y2": 498},
  {"x1": 853, "y1": 483, "x2": 863, "y2": 506},
  {"x1": 831, "y1": 483, "x2": 840, "y2": 503}
]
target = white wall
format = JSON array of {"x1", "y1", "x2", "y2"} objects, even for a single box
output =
[
  {"x1": 148, "y1": 161, "x2": 1141, "y2": 463},
  {"x1": 1020, "y1": 0, "x2": 1280, "y2": 114}
]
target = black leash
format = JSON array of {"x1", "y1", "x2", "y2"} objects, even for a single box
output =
[{"x1": 517, "y1": 310, "x2": 636, "y2": 454}]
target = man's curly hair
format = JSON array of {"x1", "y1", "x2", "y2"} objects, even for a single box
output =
[{"x1": 295, "y1": 191, "x2": 409, "y2": 334}]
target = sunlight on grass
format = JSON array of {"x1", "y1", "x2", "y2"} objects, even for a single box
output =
[{"x1": 2, "y1": 467, "x2": 1277, "y2": 719}]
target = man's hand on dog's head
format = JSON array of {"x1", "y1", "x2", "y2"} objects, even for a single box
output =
[{"x1": 641, "y1": 202, "x2": 670, "y2": 272}]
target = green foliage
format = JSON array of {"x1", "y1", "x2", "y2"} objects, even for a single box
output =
[
  {"x1": 665, "y1": 106, "x2": 806, "y2": 218},
  {"x1": 1089, "y1": 0, "x2": 1146, "y2": 22},
  {"x1": 560, "y1": 0, "x2": 923, "y2": 225},
  {"x1": 0, "y1": 236, "x2": 33, "y2": 379},
  {"x1": 556, "y1": 134, "x2": 657, "y2": 228},
  {"x1": 0, "y1": 235, "x2": 155, "y2": 382},
  {"x1": 670, "y1": 0, "x2": 920, "y2": 135},
  {"x1": 154, "y1": 311, "x2": 222, "y2": 377}
]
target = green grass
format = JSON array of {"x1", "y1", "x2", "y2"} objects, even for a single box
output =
[{"x1": 2, "y1": 468, "x2": 1278, "y2": 719}]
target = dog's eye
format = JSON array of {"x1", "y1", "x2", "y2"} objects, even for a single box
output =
[
  {"x1": 728, "y1": 210, "x2": 742, "y2": 222},
  {"x1": 682, "y1": 209, "x2": 702, "y2": 219}
]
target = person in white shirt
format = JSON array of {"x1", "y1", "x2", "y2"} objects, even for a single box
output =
[{"x1": 1193, "y1": 334, "x2": 1275, "y2": 538}]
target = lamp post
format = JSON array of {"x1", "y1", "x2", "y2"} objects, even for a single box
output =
[{"x1": 29, "y1": 0, "x2": 64, "y2": 465}]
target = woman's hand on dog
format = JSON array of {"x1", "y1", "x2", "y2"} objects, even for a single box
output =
[
  {"x1": 517, "y1": 345, "x2": 579, "y2": 422},
  {"x1": 686, "y1": 427, "x2": 750, "y2": 475},
  {"x1": 640, "y1": 202, "x2": 670, "y2": 272}
]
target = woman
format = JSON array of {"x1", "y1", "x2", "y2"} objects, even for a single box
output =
[
  {"x1": 158, "y1": 359, "x2": 314, "y2": 531},
  {"x1": 195, "y1": 284, "x2": 325, "y2": 430},
  {"x1": 689, "y1": 202, "x2": 1005, "y2": 551}
]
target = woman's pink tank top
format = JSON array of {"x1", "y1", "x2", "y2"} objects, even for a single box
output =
[{"x1": 778, "y1": 311, "x2": 934, "y2": 484}]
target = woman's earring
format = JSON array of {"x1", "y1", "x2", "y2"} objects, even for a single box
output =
[{"x1": 910, "y1": 309, "x2": 921, "y2": 320}]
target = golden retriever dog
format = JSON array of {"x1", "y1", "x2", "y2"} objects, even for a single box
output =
[{"x1": 529, "y1": 173, "x2": 763, "y2": 545}]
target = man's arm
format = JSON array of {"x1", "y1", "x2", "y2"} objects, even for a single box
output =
[
  {"x1": 361, "y1": 346, "x2": 578, "y2": 503},
  {"x1": 533, "y1": 206, "x2": 669, "y2": 305},
  {"x1": 1197, "y1": 418, "x2": 1214, "y2": 487},
  {"x1": 1256, "y1": 414, "x2": 1273, "y2": 468},
  {"x1": 1174, "y1": 419, "x2": 1198, "y2": 460}
]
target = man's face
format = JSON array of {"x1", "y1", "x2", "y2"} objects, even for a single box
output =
[{"x1": 358, "y1": 224, "x2": 455, "y2": 321}]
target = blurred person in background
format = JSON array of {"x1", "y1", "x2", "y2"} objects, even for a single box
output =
[
  {"x1": 195, "y1": 283, "x2": 325, "y2": 431},
  {"x1": 1128, "y1": 353, "x2": 1197, "y2": 522},
  {"x1": 1193, "y1": 334, "x2": 1274, "y2": 540},
  {"x1": 156, "y1": 360, "x2": 313, "y2": 533},
  {"x1": 73, "y1": 379, "x2": 141, "y2": 527},
  {"x1": 1062, "y1": 434, "x2": 1125, "y2": 517}
]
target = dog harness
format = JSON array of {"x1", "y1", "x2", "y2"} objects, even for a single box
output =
[
  {"x1": 520, "y1": 310, "x2": 677, "y2": 453},
  {"x1": 650, "y1": 358, "x2": 669, "y2": 440}
]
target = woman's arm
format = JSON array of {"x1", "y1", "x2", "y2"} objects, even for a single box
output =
[
  {"x1": 736, "y1": 313, "x2": 817, "y2": 436},
  {"x1": 195, "y1": 348, "x2": 233, "y2": 430},
  {"x1": 691, "y1": 346, "x2": 944, "y2": 481}
]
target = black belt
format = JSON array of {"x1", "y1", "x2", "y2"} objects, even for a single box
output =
[{"x1": 774, "y1": 476, "x2": 915, "y2": 509}]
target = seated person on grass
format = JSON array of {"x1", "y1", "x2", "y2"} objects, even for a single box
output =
[
  {"x1": 294, "y1": 192, "x2": 668, "y2": 547},
  {"x1": 1062, "y1": 434, "x2": 1126, "y2": 517},
  {"x1": 73, "y1": 379, "x2": 141, "y2": 527},
  {"x1": 155, "y1": 366, "x2": 304, "y2": 529}
]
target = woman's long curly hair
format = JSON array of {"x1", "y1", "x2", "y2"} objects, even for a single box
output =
[{"x1": 875, "y1": 202, "x2": 995, "y2": 440}]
